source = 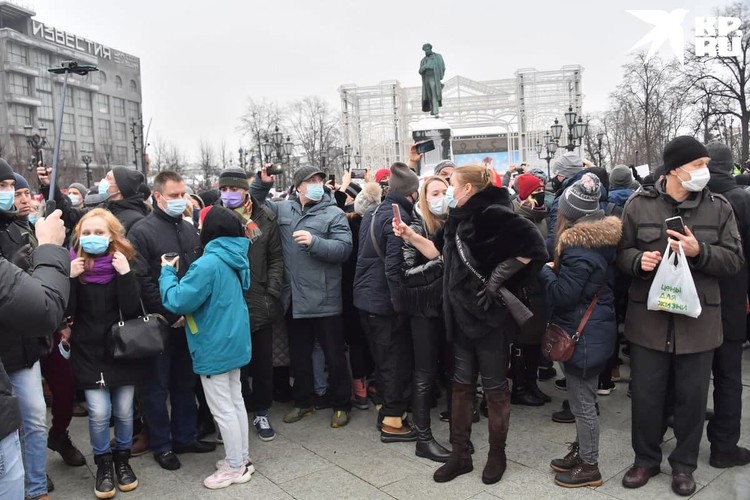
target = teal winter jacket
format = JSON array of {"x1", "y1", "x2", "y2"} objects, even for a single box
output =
[{"x1": 159, "y1": 236, "x2": 251, "y2": 376}]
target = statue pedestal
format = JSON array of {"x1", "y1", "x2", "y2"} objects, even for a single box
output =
[{"x1": 410, "y1": 117, "x2": 452, "y2": 177}]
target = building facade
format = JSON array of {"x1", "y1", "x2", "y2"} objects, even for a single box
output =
[{"x1": 0, "y1": 1, "x2": 143, "y2": 187}]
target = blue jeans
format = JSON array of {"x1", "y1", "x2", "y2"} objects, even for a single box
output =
[
  {"x1": 0, "y1": 431, "x2": 24, "y2": 500},
  {"x1": 8, "y1": 362, "x2": 47, "y2": 497},
  {"x1": 84, "y1": 386, "x2": 135, "y2": 455},
  {"x1": 141, "y1": 333, "x2": 198, "y2": 453}
]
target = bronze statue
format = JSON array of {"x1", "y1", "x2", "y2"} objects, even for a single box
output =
[{"x1": 419, "y1": 43, "x2": 445, "y2": 117}]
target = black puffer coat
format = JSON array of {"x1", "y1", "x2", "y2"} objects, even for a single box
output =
[
  {"x1": 433, "y1": 186, "x2": 548, "y2": 341},
  {"x1": 401, "y1": 210, "x2": 444, "y2": 318}
]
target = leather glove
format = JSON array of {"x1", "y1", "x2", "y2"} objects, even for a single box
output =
[{"x1": 476, "y1": 259, "x2": 528, "y2": 311}]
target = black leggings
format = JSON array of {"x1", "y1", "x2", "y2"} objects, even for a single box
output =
[{"x1": 453, "y1": 338, "x2": 509, "y2": 391}]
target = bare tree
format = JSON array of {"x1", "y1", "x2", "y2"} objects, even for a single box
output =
[
  {"x1": 151, "y1": 136, "x2": 184, "y2": 174},
  {"x1": 198, "y1": 139, "x2": 217, "y2": 189},
  {"x1": 237, "y1": 98, "x2": 284, "y2": 166},
  {"x1": 218, "y1": 139, "x2": 231, "y2": 171}
]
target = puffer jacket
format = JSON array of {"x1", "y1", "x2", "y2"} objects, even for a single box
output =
[
  {"x1": 617, "y1": 179, "x2": 743, "y2": 354},
  {"x1": 251, "y1": 176, "x2": 352, "y2": 319},
  {"x1": 539, "y1": 216, "x2": 621, "y2": 376},
  {"x1": 160, "y1": 236, "x2": 252, "y2": 376},
  {"x1": 400, "y1": 209, "x2": 444, "y2": 318}
]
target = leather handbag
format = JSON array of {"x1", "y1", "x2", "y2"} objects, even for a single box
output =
[
  {"x1": 541, "y1": 291, "x2": 600, "y2": 362},
  {"x1": 108, "y1": 300, "x2": 170, "y2": 360}
]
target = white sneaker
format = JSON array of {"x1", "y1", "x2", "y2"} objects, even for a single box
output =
[
  {"x1": 215, "y1": 456, "x2": 255, "y2": 474},
  {"x1": 203, "y1": 465, "x2": 251, "y2": 490}
]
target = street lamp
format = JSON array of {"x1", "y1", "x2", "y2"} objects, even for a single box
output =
[
  {"x1": 354, "y1": 151, "x2": 361, "y2": 168},
  {"x1": 343, "y1": 145, "x2": 352, "y2": 169},
  {"x1": 238, "y1": 147, "x2": 250, "y2": 171},
  {"x1": 262, "y1": 126, "x2": 293, "y2": 163},
  {"x1": 536, "y1": 132, "x2": 558, "y2": 179},
  {"x1": 81, "y1": 150, "x2": 93, "y2": 187},
  {"x1": 552, "y1": 105, "x2": 587, "y2": 152},
  {"x1": 321, "y1": 150, "x2": 328, "y2": 169},
  {"x1": 23, "y1": 124, "x2": 48, "y2": 171},
  {"x1": 595, "y1": 131, "x2": 605, "y2": 167}
]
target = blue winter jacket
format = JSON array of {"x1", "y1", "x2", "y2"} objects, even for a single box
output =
[
  {"x1": 607, "y1": 188, "x2": 635, "y2": 207},
  {"x1": 159, "y1": 236, "x2": 251, "y2": 376},
  {"x1": 539, "y1": 215, "x2": 621, "y2": 377}
]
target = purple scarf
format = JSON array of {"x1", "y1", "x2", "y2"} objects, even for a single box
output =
[{"x1": 69, "y1": 248, "x2": 116, "y2": 285}]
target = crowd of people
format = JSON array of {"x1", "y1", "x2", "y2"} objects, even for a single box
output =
[{"x1": 0, "y1": 135, "x2": 748, "y2": 499}]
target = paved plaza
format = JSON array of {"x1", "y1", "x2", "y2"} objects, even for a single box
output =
[{"x1": 47, "y1": 348, "x2": 750, "y2": 500}]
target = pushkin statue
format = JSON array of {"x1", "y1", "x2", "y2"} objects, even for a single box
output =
[{"x1": 419, "y1": 43, "x2": 445, "y2": 117}]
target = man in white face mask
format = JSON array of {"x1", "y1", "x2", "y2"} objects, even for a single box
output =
[{"x1": 617, "y1": 136, "x2": 744, "y2": 497}]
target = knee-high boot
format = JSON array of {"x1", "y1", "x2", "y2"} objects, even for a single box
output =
[
  {"x1": 433, "y1": 382, "x2": 474, "y2": 482},
  {"x1": 413, "y1": 371, "x2": 450, "y2": 462},
  {"x1": 522, "y1": 345, "x2": 551, "y2": 403},
  {"x1": 483, "y1": 388, "x2": 510, "y2": 484},
  {"x1": 510, "y1": 346, "x2": 544, "y2": 406}
]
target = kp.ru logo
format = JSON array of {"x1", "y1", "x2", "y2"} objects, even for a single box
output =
[{"x1": 628, "y1": 10, "x2": 744, "y2": 65}]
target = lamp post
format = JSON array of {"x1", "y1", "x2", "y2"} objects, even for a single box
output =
[
  {"x1": 343, "y1": 145, "x2": 352, "y2": 169},
  {"x1": 550, "y1": 106, "x2": 588, "y2": 152},
  {"x1": 23, "y1": 124, "x2": 48, "y2": 171},
  {"x1": 354, "y1": 151, "x2": 361, "y2": 169},
  {"x1": 595, "y1": 131, "x2": 605, "y2": 167},
  {"x1": 262, "y1": 126, "x2": 294, "y2": 185},
  {"x1": 81, "y1": 150, "x2": 93, "y2": 187},
  {"x1": 535, "y1": 131, "x2": 558, "y2": 179},
  {"x1": 238, "y1": 147, "x2": 250, "y2": 171},
  {"x1": 321, "y1": 150, "x2": 328, "y2": 169}
]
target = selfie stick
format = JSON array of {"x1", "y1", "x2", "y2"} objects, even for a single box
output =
[{"x1": 46, "y1": 61, "x2": 98, "y2": 214}]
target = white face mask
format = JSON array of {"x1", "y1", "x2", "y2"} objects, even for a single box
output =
[
  {"x1": 679, "y1": 167, "x2": 710, "y2": 192},
  {"x1": 428, "y1": 196, "x2": 447, "y2": 216}
]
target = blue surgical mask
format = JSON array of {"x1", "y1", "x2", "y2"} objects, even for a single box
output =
[
  {"x1": 165, "y1": 198, "x2": 187, "y2": 218},
  {"x1": 68, "y1": 194, "x2": 81, "y2": 206},
  {"x1": 445, "y1": 185, "x2": 467, "y2": 209},
  {"x1": 28, "y1": 214, "x2": 38, "y2": 225},
  {"x1": 80, "y1": 235, "x2": 110, "y2": 255},
  {"x1": 428, "y1": 196, "x2": 448, "y2": 216},
  {"x1": 305, "y1": 183, "x2": 324, "y2": 202},
  {"x1": 98, "y1": 179, "x2": 111, "y2": 200},
  {"x1": 0, "y1": 190, "x2": 14, "y2": 211}
]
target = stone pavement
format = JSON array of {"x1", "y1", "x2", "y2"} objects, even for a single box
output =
[{"x1": 46, "y1": 348, "x2": 750, "y2": 500}]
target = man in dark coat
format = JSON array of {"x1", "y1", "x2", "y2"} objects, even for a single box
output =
[
  {"x1": 128, "y1": 171, "x2": 213, "y2": 471},
  {"x1": 0, "y1": 203, "x2": 69, "y2": 499},
  {"x1": 37, "y1": 165, "x2": 149, "y2": 233},
  {"x1": 354, "y1": 162, "x2": 420, "y2": 442},
  {"x1": 705, "y1": 141, "x2": 750, "y2": 468}
]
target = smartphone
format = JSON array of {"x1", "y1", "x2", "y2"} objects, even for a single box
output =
[
  {"x1": 415, "y1": 140, "x2": 435, "y2": 154},
  {"x1": 266, "y1": 164, "x2": 283, "y2": 175},
  {"x1": 351, "y1": 168, "x2": 366, "y2": 179},
  {"x1": 392, "y1": 203, "x2": 402, "y2": 226},
  {"x1": 328, "y1": 174, "x2": 336, "y2": 184},
  {"x1": 163, "y1": 252, "x2": 180, "y2": 272},
  {"x1": 665, "y1": 216, "x2": 686, "y2": 235}
]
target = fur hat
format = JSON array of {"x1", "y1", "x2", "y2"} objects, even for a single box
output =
[
  {"x1": 112, "y1": 167, "x2": 145, "y2": 199},
  {"x1": 553, "y1": 152, "x2": 583, "y2": 179},
  {"x1": 663, "y1": 136, "x2": 709, "y2": 172},
  {"x1": 354, "y1": 182, "x2": 382, "y2": 215},
  {"x1": 558, "y1": 172, "x2": 602, "y2": 222},
  {"x1": 219, "y1": 167, "x2": 250, "y2": 190},
  {"x1": 514, "y1": 173, "x2": 543, "y2": 200},
  {"x1": 388, "y1": 162, "x2": 419, "y2": 197}
]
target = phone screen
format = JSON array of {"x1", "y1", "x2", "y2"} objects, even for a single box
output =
[
  {"x1": 665, "y1": 216, "x2": 685, "y2": 235},
  {"x1": 416, "y1": 140, "x2": 435, "y2": 154}
]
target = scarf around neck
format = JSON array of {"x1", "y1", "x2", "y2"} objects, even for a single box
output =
[{"x1": 70, "y1": 248, "x2": 116, "y2": 285}]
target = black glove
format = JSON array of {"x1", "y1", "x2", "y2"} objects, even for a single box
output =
[
  {"x1": 476, "y1": 259, "x2": 528, "y2": 311},
  {"x1": 10, "y1": 243, "x2": 33, "y2": 271}
]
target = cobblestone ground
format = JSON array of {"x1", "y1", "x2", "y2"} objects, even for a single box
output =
[{"x1": 46, "y1": 348, "x2": 750, "y2": 499}]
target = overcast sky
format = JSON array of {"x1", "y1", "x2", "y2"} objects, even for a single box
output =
[{"x1": 31, "y1": 0, "x2": 730, "y2": 162}]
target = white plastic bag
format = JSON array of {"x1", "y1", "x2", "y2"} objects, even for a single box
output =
[{"x1": 647, "y1": 241, "x2": 702, "y2": 318}]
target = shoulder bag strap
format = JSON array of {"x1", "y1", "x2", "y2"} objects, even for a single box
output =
[
  {"x1": 454, "y1": 231, "x2": 486, "y2": 284},
  {"x1": 369, "y1": 205, "x2": 386, "y2": 262},
  {"x1": 572, "y1": 290, "x2": 601, "y2": 341}
]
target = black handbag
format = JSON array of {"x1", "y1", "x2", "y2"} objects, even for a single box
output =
[{"x1": 107, "y1": 300, "x2": 170, "y2": 360}]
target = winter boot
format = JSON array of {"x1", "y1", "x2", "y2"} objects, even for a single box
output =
[
  {"x1": 47, "y1": 430, "x2": 86, "y2": 466},
  {"x1": 550, "y1": 442, "x2": 581, "y2": 472},
  {"x1": 482, "y1": 387, "x2": 510, "y2": 484},
  {"x1": 554, "y1": 462, "x2": 603, "y2": 488},
  {"x1": 433, "y1": 382, "x2": 474, "y2": 483},
  {"x1": 94, "y1": 453, "x2": 116, "y2": 499},
  {"x1": 522, "y1": 345, "x2": 551, "y2": 403},
  {"x1": 113, "y1": 449, "x2": 138, "y2": 492},
  {"x1": 510, "y1": 347, "x2": 544, "y2": 406}
]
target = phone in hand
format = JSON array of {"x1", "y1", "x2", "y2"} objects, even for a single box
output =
[
  {"x1": 665, "y1": 216, "x2": 686, "y2": 236},
  {"x1": 392, "y1": 203, "x2": 402, "y2": 226},
  {"x1": 415, "y1": 140, "x2": 435, "y2": 154},
  {"x1": 266, "y1": 164, "x2": 283, "y2": 175},
  {"x1": 328, "y1": 174, "x2": 336, "y2": 184},
  {"x1": 351, "y1": 168, "x2": 366, "y2": 179}
]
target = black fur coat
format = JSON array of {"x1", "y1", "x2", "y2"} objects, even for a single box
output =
[{"x1": 433, "y1": 186, "x2": 548, "y2": 341}]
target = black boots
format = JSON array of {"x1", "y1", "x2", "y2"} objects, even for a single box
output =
[
  {"x1": 510, "y1": 347, "x2": 544, "y2": 406},
  {"x1": 433, "y1": 382, "x2": 474, "y2": 482},
  {"x1": 522, "y1": 345, "x2": 551, "y2": 403},
  {"x1": 48, "y1": 430, "x2": 86, "y2": 466},
  {"x1": 94, "y1": 453, "x2": 116, "y2": 499},
  {"x1": 113, "y1": 449, "x2": 138, "y2": 492},
  {"x1": 413, "y1": 370, "x2": 450, "y2": 462},
  {"x1": 482, "y1": 388, "x2": 510, "y2": 484}
]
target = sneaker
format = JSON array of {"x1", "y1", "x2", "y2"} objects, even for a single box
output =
[
  {"x1": 538, "y1": 365, "x2": 557, "y2": 381},
  {"x1": 597, "y1": 380, "x2": 616, "y2": 396},
  {"x1": 203, "y1": 465, "x2": 252, "y2": 490},
  {"x1": 253, "y1": 414, "x2": 276, "y2": 441},
  {"x1": 283, "y1": 406, "x2": 315, "y2": 423},
  {"x1": 314, "y1": 393, "x2": 331, "y2": 410},
  {"x1": 611, "y1": 367, "x2": 621, "y2": 382},
  {"x1": 215, "y1": 457, "x2": 255, "y2": 474},
  {"x1": 331, "y1": 410, "x2": 350, "y2": 428},
  {"x1": 554, "y1": 378, "x2": 567, "y2": 391},
  {"x1": 351, "y1": 395, "x2": 369, "y2": 410}
]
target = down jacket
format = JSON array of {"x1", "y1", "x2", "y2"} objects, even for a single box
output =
[
  {"x1": 400, "y1": 209, "x2": 444, "y2": 318},
  {"x1": 539, "y1": 216, "x2": 621, "y2": 376}
]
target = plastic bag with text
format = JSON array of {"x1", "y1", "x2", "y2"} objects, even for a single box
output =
[{"x1": 646, "y1": 241, "x2": 702, "y2": 318}]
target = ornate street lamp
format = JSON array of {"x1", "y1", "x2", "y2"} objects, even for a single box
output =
[
  {"x1": 81, "y1": 150, "x2": 93, "y2": 187},
  {"x1": 536, "y1": 131, "x2": 558, "y2": 179},
  {"x1": 595, "y1": 131, "x2": 605, "y2": 167},
  {"x1": 551, "y1": 105, "x2": 587, "y2": 152},
  {"x1": 24, "y1": 124, "x2": 48, "y2": 170}
]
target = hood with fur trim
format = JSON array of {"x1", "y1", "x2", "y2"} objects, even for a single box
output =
[{"x1": 556, "y1": 216, "x2": 622, "y2": 256}]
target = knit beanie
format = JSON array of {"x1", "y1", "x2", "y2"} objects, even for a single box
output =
[
  {"x1": 558, "y1": 172, "x2": 602, "y2": 222},
  {"x1": 434, "y1": 160, "x2": 457, "y2": 176},
  {"x1": 219, "y1": 167, "x2": 250, "y2": 190},
  {"x1": 292, "y1": 165, "x2": 325, "y2": 188},
  {"x1": 68, "y1": 182, "x2": 88, "y2": 196},
  {"x1": 515, "y1": 173, "x2": 543, "y2": 200},
  {"x1": 0, "y1": 158, "x2": 13, "y2": 182},
  {"x1": 553, "y1": 152, "x2": 583, "y2": 178},
  {"x1": 375, "y1": 168, "x2": 391, "y2": 183},
  {"x1": 13, "y1": 173, "x2": 29, "y2": 191},
  {"x1": 609, "y1": 165, "x2": 633, "y2": 190},
  {"x1": 199, "y1": 205, "x2": 244, "y2": 247},
  {"x1": 198, "y1": 189, "x2": 220, "y2": 207},
  {"x1": 344, "y1": 181, "x2": 362, "y2": 200},
  {"x1": 354, "y1": 182, "x2": 382, "y2": 215},
  {"x1": 388, "y1": 162, "x2": 419, "y2": 196},
  {"x1": 663, "y1": 136, "x2": 709, "y2": 172},
  {"x1": 706, "y1": 141, "x2": 733, "y2": 173},
  {"x1": 112, "y1": 167, "x2": 144, "y2": 199}
]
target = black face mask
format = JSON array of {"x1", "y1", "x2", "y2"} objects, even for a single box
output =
[
  {"x1": 532, "y1": 192, "x2": 546, "y2": 207},
  {"x1": 551, "y1": 177, "x2": 564, "y2": 191}
]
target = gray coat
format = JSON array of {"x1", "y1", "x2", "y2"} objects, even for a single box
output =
[
  {"x1": 617, "y1": 179, "x2": 743, "y2": 354},
  {"x1": 251, "y1": 177, "x2": 352, "y2": 319}
]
